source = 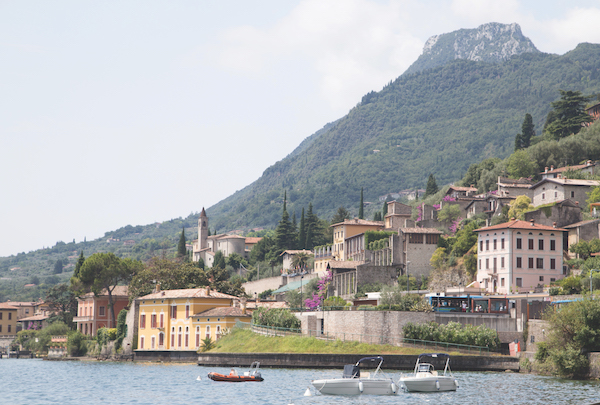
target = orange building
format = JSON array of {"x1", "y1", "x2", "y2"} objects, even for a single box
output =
[{"x1": 73, "y1": 286, "x2": 129, "y2": 336}]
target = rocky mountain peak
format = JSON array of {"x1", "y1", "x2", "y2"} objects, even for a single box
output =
[{"x1": 404, "y1": 22, "x2": 539, "y2": 75}]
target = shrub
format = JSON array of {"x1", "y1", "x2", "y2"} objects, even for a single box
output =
[
  {"x1": 402, "y1": 321, "x2": 500, "y2": 350},
  {"x1": 67, "y1": 331, "x2": 88, "y2": 357},
  {"x1": 252, "y1": 308, "x2": 300, "y2": 329}
]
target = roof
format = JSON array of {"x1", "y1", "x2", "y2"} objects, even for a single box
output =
[
  {"x1": 447, "y1": 186, "x2": 477, "y2": 192},
  {"x1": 18, "y1": 314, "x2": 49, "y2": 322},
  {"x1": 563, "y1": 218, "x2": 600, "y2": 229},
  {"x1": 0, "y1": 302, "x2": 18, "y2": 310},
  {"x1": 531, "y1": 178, "x2": 600, "y2": 189},
  {"x1": 272, "y1": 278, "x2": 313, "y2": 294},
  {"x1": 400, "y1": 227, "x2": 443, "y2": 234},
  {"x1": 498, "y1": 177, "x2": 534, "y2": 187},
  {"x1": 280, "y1": 249, "x2": 313, "y2": 256},
  {"x1": 139, "y1": 287, "x2": 238, "y2": 300},
  {"x1": 245, "y1": 237, "x2": 262, "y2": 244},
  {"x1": 475, "y1": 219, "x2": 567, "y2": 232},
  {"x1": 193, "y1": 307, "x2": 250, "y2": 318},
  {"x1": 330, "y1": 219, "x2": 384, "y2": 227},
  {"x1": 541, "y1": 162, "x2": 595, "y2": 175},
  {"x1": 81, "y1": 285, "x2": 129, "y2": 298},
  {"x1": 328, "y1": 260, "x2": 365, "y2": 270},
  {"x1": 209, "y1": 234, "x2": 246, "y2": 240}
]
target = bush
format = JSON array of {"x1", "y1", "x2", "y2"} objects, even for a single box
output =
[
  {"x1": 402, "y1": 321, "x2": 500, "y2": 350},
  {"x1": 67, "y1": 331, "x2": 88, "y2": 357},
  {"x1": 252, "y1": 308, "x2": 300, "y2": 329},
  {"x1": 323, "y1": 296, "x2": 348, "y2": 308}
]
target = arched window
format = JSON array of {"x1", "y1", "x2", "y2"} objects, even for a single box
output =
[
  {"x1": 140, "y1": 336, "x2": 145, "y2": 349},
  {"x1": 178, "y1": 326, "x2": 183, "y2": 348},
  {"x1": 159, "y1": 332, "x2": 164, "y2": 347},
  {"x1": 196, "y1": 326, "x2": 201, "y2": 348},
  {"x1": 206, "y1": 325, "x2": 211, "y2": 339},
  {"x1": 216, "y1": 325, "x2": 221, "y2": 340},
  {"x1": 151, "y1": 336, "x2": 155, "y2": 349},
  {"x1": 185, "y1": 327, "x2": 189, "y2": 348},
  {"x1": 171, "y1": 327, "x2": 175, "y2": 348}
]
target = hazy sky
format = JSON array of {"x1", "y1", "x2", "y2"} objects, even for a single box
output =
[{"x1": 2, "y1": 0, "x2": 600, "y2": 257}]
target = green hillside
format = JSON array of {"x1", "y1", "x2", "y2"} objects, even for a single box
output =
[{"x1": 208, "y1": 43, "x2": 600, "y2": 232}]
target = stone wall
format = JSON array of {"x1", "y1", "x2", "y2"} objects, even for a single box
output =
[
  {"x1": 243, "y1": 276, "x2": 286, "y2": 296},
  {"x1": 525, "y1": 319, "x2": 549, "y2": 354},
  {"x1": 122, "y1": 301, "x2": 138, "y2": 355},
  {"x1": 356, "y1": 265, "x2": 398, "y2": 289}
]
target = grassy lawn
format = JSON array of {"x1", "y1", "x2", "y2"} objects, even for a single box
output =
[{"x1": 209, "y1": 328, "x2": 466, "y2": 356}]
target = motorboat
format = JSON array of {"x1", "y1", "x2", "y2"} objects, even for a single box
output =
[
  {"x1": 207, "y1": 361, "x2": 264, "y2": 382},
  {"x1": 399, "y1": 353, "x2": 458, "y2": 392},
  {"x1": 311, "y1": 356, "x2": 398, "y2": 395}
]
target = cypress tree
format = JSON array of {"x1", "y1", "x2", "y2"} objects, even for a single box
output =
[
  {"x1": 425, "y1": 174, "x2": 439, "y2": 197},
  {"x1": 382, "y1": 201, "x2": 388, "y2": 216},
  {"x1": 177, "y1": 227, "x2": 187, "y2": 258},
  {"x1": 74, "y1": 251, "x2": 85, "y2": 278},
  {"x1": 298, "y1": 208, "x2": 306, "y2": 249},
  {"x1": 359, "y1": 188, "x2": 364, "y2": 219}
]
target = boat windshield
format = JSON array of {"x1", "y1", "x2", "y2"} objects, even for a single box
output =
[{"x1": 418, "y1": 363, "x2": 433, "y2": 373}]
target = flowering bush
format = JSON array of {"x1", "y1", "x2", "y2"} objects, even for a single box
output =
[
  {"x1": 433, "y1": 204, "x2": 441, "y2": 210},
  {"x1": 305, "y1": 270, "x2": 332, "y2": 310},
  {"x1": 449, "y1": 217, "x2": 462, "y2": 234},
  {"x1": 416, "y1": 205, "x2": 423, "y2": 222},
  {"x1": 442, "y1": 195, "x2": 456, "y2": 202}
]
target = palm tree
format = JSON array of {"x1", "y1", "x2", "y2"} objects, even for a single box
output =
[{"x1": 291, "y1": 252, "x2": 311, "y2": 273}]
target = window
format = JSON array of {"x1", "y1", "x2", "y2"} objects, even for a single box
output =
[
  {"x1": 140, "y1": 314, "x2": 146, "y2": 329},
  {"x1": 25, "y1": 309, "x2": 29, "y2": 315},
  {"x1": 178, "y1": 327, "x2": 182, "y2": 348},
  {"x1": 501, "y1": 257, "x2": 505, "y2": 268},
  {"x1": 185, "y1": 305, "x2": 190, "y2": 319},
  {"x1": 171, "y1": 327, "x2": 175, "y2": 348},
  {"x1": 555, "y1": 192, "x2": 557, "y2": 198},
  {"x1": 539, "y1": 276, "x2": 544, "y2": 282},
  {"x1": 542, "y1": 192, "x2": 545, "y2": 200},
  {"x1": 196, "y1": 327, "x2": 201, "y2": 347},
  {"x1": 0, "y1": 325, "x2": 2, "y2": 332},
  {"x1": 151, "y1": 314, "x2": 157, "y2": 328},
  {"x1": 486, "y1": 240, "x2": 489, "y2": 251},
  {"x1": 140, "y1": 336, "x2": 144, "y2": 349},
  {"x1": 8, "y1": 325, "x2": 11, "y2": 333},
  {"x1": 493, "y1": 239, "x2": 497, "y2": 250},
  {"x1": 0, "y1": 312, "x2": 2, "y2": 320},
  {"x1": 528, "y1": 258, "x2": 534, "y2": 269},
  {"x1": 160, "y1": 313, "x2": 164, "y2": 328},
  {"x1": 151, "y1": 336, "x2": 155, "y2": 349},
  {"x1": 99, "y1": 306, "x2": 105, "y2": 316},
  {"x1": 171, "y1": 305, "x2": 177, "y2": 319},
  {"x1": 538, "y1": 239, "x2": 544, "y2": 250},
  {"x1": 159, "y1": 333, "x2": 164, "y2": 347},
  {"x1": 528, "y1": 239, "x2": 534, "y2": 250},
  {"x1": 536, "y1": 258, "x2": 544, "y2": 269},
  {"x1": 8, "y1": 313, "x2": 12, "y2": 320},
  {"x1": 486, "y1": 258, "x2": 489, "y2": 269},
  {"x1": 493, "y1": 258, "x2": 497, "y2": 271},
  {"x1": 479, "y1": 259, "x2": 481, "y2": 270},
  {"x1": 426, "y1": 234, "x2": 438, "y2": 244},
  {"x1": 516, "y1": 257, "x2": 522, "y2": 268},
  {"x1": 216, "y1": 325, "x2": 221, "y2": 339},
  {"x1": 501, "y1": 238, "x2": 505, "y2": 249},
  {"x1": 550, "y1": 240, "x2": 556, "y2": 251},
  {"x1": 531, "y1": 335, "x2": 535, "y2": 343},
  {"x1": 571, "y1": 191, "x2": 575, "y2": 198},
  {"x1": 550, "y1": 258, "x2": 556, "y2": 270},
  {"x1": 409, "y1": 234, "x2": 423, "y2": 243},
  {"x1": 185, "y1": 327, "x2": 189, "y2": 348},
  {"x1": 480, "y1": 241, "x2": 483, "y2": 251},
  {"x1": 517, "y1": 238, "x2": 522, "y2": 249},
  {"x1": 206, "y1": 325, "x2": 211, "y2": 339},
  {"x1": 516, "y1": 278, "x2": 523, "y2": 287},
  {"x1": 501, "y1": 278, "x2": 505, "y2": 287},
  {"x1": 551, "y1": 278, "x2": 556, "y2": 282}
]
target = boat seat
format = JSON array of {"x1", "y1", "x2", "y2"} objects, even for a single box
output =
[{"x1": 361, "y1": 372, "x2": 370, "y2": 378}]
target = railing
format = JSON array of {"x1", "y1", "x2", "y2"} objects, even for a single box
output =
[{"x1": 246, "y1": 322, "x2": 491, "y2": 354}]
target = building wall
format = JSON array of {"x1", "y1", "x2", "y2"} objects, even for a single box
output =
[
  {"x1": 0, "y1": 307, "x2": 17, "y2": 336},
  {"x1": 137, "y1": 296, "x2": 234, "y2": 351},
  {"x1": 76, "y1": 295, "x2": 129, "y2": 336},
  {"x1": 523, "y1": 203, "x2": 582, "y2": 228},
  {"x1": 532, "y1": 184, "x2": 591, "y2": 207}
]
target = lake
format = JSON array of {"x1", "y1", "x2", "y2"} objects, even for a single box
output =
[{"x1": 0, "y1": 359, "x2": 599, "y2": 405}]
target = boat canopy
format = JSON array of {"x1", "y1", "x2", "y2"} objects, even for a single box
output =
[
  {"x1": 355, "y1": 356, "x2": 384, "y2": 365},
  {"x1": 417, "y1": 353, "x2": 450, "y2": 359}
]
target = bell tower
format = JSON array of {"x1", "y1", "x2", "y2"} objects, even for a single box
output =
[{"x1": 198, "y1": 207, "x2": 208, "y2": 251}]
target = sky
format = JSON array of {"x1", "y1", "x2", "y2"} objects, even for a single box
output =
[{"x1": 2, "y1": 0, "x2": 600, "y2": 257}]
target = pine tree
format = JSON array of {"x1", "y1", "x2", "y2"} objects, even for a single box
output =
[
  {"x1": 425, "y1": 174, "x2": 439, "y2": 197},
  {"x1": 382, "y1": 201, "x2": 388, "y2": 217},
  {"x1": 74, "y1": 251, "x2": 85, "y2": 278},
  {"x1": 177, "y1": 227, "x2": 187, "y2": 259},
  {"x1": 305, "y1": 224, "x2": 314, "y2": 250},
  {"x1": 359, "y1": 188, "x2": 364, "y2": 219},
  {"x1": 275, "y1": 207, "x2": 296, "y2": 252},
  {"x1": 515, "y1": 113, "x2": 535, "y2": 150},
  {"x1": 544, "y1": 90, "x2": 592, "y2": 140}
]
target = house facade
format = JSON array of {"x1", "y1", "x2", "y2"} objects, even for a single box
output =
[
  {"x1": 0, "y1": 303, "x2": 18, "y2": 336},
  {"x1": 475, "y1": 220, "x2": 566, "y2": 294},
  {"x1": 330, "y1": 219, "x2": 383, "y2": 261},
  {"x1": 398, "y1": 227, "x2": 442, "y2": 279},
  {"x1": 73, "y1": 286, "x2": 129, "y2": 336},
  {"x1": 280, "y1": 250, "x2": 313, "y2": 272},
  {"x1": 384, "y1": 201, "x2": 413, "y2": 230},
  {"x1": 530, "y1": 177, "x2": 600, "y2": 207},
  {"x1": 136, "y1": 287, "x2": 249, "y2": 352},
  {"x1": 540, "y1": 161, "x2": 597, "y2": 180}
]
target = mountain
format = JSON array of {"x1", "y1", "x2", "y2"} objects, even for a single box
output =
[{"x1": 404, "y1": 22, "x2": 539, "y2": 75}]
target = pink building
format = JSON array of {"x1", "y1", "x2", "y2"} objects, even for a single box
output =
[
  {"x1": 475, "y1": 220, "x2": 566, "y2": 294},
  {"x1": 73, "y1": 286, "x2": 129, "y2": 336}
]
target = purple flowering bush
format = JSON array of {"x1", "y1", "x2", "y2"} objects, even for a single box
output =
[{"x1": 305, "y1": 270, "x2": 332, "y2": 310}]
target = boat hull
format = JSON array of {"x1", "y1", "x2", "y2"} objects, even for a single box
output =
[
  {"x1": 207, "y1": 372, "x2": 263, "y2": 382},
  {"x1": 399, "y1": 376, "x2": 457, "y2": 392},
  {"x1": 311, "y1": 378, "x2": 398, "y2": 395}
]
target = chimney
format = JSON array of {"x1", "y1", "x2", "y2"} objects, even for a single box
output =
[
  {"x1": 241, "y1": 297, "x2": 247, "y2": 315},
  {"x1": 545, "y1": 167, "x2": 548, "y2": 173},
  {"x1": 575, "y1": 201, "x2": 579, "y2": 206},
  {"x1": 154, "y1": 283, "x2": 161, "y2": 293},
  {"x1": 553, "y1": 222, "x2": 557, "y2": 228},
  {"x1": 587, "y1": 160, "x2": 592, "y2": 166},
  {"x1": 206, "y1": 286, "x2": 211, "y2": 296},
  {"x1": 550, "y1": 165, "x2": 554, "y2": 171},
  {"x1": 530, "y1": 219, "x2": 535, "y2": 226}
]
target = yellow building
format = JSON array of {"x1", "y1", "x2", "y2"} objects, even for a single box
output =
[
  {"x1": 331, "y1": 219, "x2": 384, "y2": 261},
  {"x1": 136, "y1": 287, "x2": 250, "y2": 351},
  {"x1": 0, "y1": 302, "x2": 18, "y2": 336}
]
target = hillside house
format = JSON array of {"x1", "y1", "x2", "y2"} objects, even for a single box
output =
[
  {"x1": 530, "y1": 177, "x2": 600, "y2": 207},
  {"x1": 540, "y1": 161, "x2": 597, "y2": 180},
  {"x1": 475, "y1": 220, "x2": 566, "y2": 294},
  {"x1": 313, "y1": 245, "x2": 333, "y2": 274},
  {"x1": 446, "y1": 186, "x2": 478, "y2": 199},
  {"x1": 384, "y1": 201, "x2": 413, "y2": 230},
  {"x1": 280, "y1": 250, "x2": 313, "y2": 273},
  {"x1": 330, "y1": 219, "x2": 383, "y2": 261},
  {"x1": 586, "y1": 102, "x2": 600, "y2": 124},
  {"x1": 0, "y1": 303, "x2": 18, "y2": 336},
  {"x1": 523, "y1": 199, "x2": 582, "y2": 229},
  {"x1": 497, "y1": 177, "x2": 534, "y2": 199},
  {"x1": 564, "y1": 218, "x2": 600, "y2": 258}
]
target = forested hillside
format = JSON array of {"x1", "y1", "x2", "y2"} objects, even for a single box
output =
[{"x1": 207, "y1": 42, "x2": 600, "y2": 232}]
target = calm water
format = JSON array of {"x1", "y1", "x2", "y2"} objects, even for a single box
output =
[{"x1": 1, "y1": 359, "x2": 599, "y2": 405}]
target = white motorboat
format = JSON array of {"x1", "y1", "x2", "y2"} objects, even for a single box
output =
[
  {"x1": 399, "y1": 353, "x2": 459, "y2": 392},
  {"x1": 311, "y1": 356, "x2": 398, "y2": 395}
]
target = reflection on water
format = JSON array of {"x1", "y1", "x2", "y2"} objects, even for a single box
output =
[{"x1": 0, "y1": 359, "x2": 598, "y2": 405}]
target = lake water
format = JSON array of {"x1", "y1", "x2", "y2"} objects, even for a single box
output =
[{"x1": 1, "y1": 359, "x2": 599, "y2": 405}]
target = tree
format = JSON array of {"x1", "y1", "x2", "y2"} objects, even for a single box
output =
[
  {"x1": 73, "y1": 251, "x2": 85, "y2": 278},
  {"x1": 45, "y1": 283, "x2": 78, "y2": 328},
  {"x1": 515, "y1": 113, "x2": 535, "y2": 150},
  {"x1": 275, "y1": 208, "x2": 296, "y2": 252},
  {"x1": 213, "y1": 251, "x2": 226, "y2": 269},
  {"x1": 544, "y1": 90, "x2": 592, "y2": 140},
  {"x1": 331, "y1": 206, "x2": 350, "y2": 225},
  {"x1": 506, "y1": 149, "x2": 536, "y2": 179},
  {"x1": 437, "y1": 204, "x2": 461, "y2": 223},
  {"x1": 177, "y1": 227, "x2": 187, "y2": 259},
  {"x1": 298, "y1": 208, "x2": 306, "y2": 249},
  {"x1": 358, "y1": 188, "x2": 364, "y2": 219},
  {"x1": 425, "y1": 174, "x2": 439, "y2": 197},
  {"x1": 53, "y1": 259, "x2": 63, "y2": 274},
  {"x1": 587, "y1": 186, "x2": 600, "y2": 211},
  {"x1": 507, "y1": 195, "x2": 534, "y2": 220},
  {"x1": 226, "y1": 253, "x2": 247, "y2": 272},
  {"x1": 291, "y1": 252, "x2": 311, "y2": 272},
  {"x1": 74, "y1": 253, "x2": 142, "y2": 327},
  {"x1": 382, "y1": 201, "x2": 388, "y2": 217}
]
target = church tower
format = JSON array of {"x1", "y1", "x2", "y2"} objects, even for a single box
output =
[{"x1": 198, "y1": 207, "x2": 208, "y2": 251}]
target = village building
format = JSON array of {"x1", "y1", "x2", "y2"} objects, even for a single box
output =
[
  {"x1": 475, "y1": 220, "x2": 566, "y2": 295},
  {"x1": 136, "y1": 287, "x2": 249, "y2": 351},
  {"x1": 540, "y1": 161, "x2": 597, "y2": 180},
  {"x1": 280, "y1": 250, "x2": 313, "y2": 273},
  {"x1": 384, "y1": 201, "x2": 413, "y2": 230},
  {"x1": 585, "y1": 102, "x2": 600, "y2": 124},
  {"x1": 497, "y1": 177, "x2": 534, "y2": 199},
  {"x1": 313, "y1": 245, "x2": 333, "y2": 274},
  {"x1": 446, "y1": 185, "x2": 478, "y2": 199},
  {"x1": 0, "y1": 303, "x2": 18, "y2": 336},
  {"x1": 73, "y1": 286, "x2": 129, "y2": 336},
  {"x1": 564, "y1": 218, "x2": 600, "y2": 259},
  {"x1": 530, "y1": 177, "x2": 600, "y2": 207},
  {"x1": 330, "y1": 218, "x2": 383, "y2": 261}
]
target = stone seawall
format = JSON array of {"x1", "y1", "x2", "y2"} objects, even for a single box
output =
[{"x1": 196, "y1": 352, "x2": 519, "y2": 371}]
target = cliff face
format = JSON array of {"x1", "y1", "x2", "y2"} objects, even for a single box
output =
[{"x1": 404, "y1": 22, "x2": 539, "y2": 75}]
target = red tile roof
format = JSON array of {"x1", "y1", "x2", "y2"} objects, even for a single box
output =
[
  {"x1": 475, "y1": 220, "x2": 566, "y2": 232},
  {"x1": 193, "y1": 307, "x2": 250, "y2": 317},
  {"x1": 139, "y1": 287, "x2": 238, "y2": 300}
]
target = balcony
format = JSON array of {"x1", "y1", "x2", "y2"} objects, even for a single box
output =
[{"x1": 72, "y1": 316, "x2": 92, "y2": 322}]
